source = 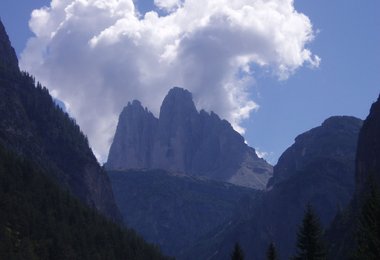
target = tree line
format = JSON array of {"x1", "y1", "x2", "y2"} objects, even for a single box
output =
[{"x1": 230, "y1": 186, "x2": 380, "y2": 260}]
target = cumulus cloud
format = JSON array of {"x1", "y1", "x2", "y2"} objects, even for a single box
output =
[
  {"x1": 20, "y1": 0, "x2": 319, "y2": 162},
  {"x1": 154, "y1": 0, "x2": 182, "y2": 12}
]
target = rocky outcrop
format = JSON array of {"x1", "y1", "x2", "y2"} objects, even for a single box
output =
[
  {"x1": 107, "y1": 100, "x2": 158, "y2": 170},
  {"x1": 106, "y1": 87, "x2": 272, "y2": 189},
  {"x1": 0, "y1": 20, "x2": 120, "y2": 222}
]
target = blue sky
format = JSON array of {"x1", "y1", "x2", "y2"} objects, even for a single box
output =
[
  {"x1": 246, "y1": 0, "x2": 380, "y2": 162},
  {"x1": 0, "y1": 0, "x2": 379, "y2": 164}
]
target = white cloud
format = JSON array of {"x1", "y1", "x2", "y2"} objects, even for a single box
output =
[
  {"x1": 154, "y1": 0, "x2": 182, "y2": 12},
  {"x1": 255, "y1": 147, "x2": 276, "y2": 164},
  {"x1": 20, "y1": 0, "x2": 319, "y2": 162},
  {"x1": 255, "y1": 149, "x2": 268, "y2": 159}
]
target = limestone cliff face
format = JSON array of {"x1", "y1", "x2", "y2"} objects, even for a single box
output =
[
  {"x1": 152, "y1": 88, "x2": 200, "y2": 172},
  {"x1": 107, "y1": 100, "x2": 158, "y2": 170},
  {"x1": 106, "y1": 87, "x2": 272, "y2": 189}
]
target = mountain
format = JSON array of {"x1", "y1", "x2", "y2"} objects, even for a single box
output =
[
  {"x1": 0, "y1": 20, "x2": 171, "y2": 259},
  {"x1": 356, "y1": 94, "x2": 380, "y2": 196},
  {"x1": 184, "y1": 116, "x2": 362, "y2": 260},
  {"x1": 107, "y1": 169, "x2": 260, "y2": 258},
  {"x1": 0, "y1": 20, "x2": 119, "y2": 221},
  {"x1": 0, "y1": 145, "x2": 170, "y2": 260},
  {"x1": 107, "y1": 100, "x2": 158, "y2": 169},
  {"x1": 327, "y1": 95, "x2": 380, "y2": 259},
  {"x1": 0, "y1": 19, "x2": 19, "y2": 74},
  {"x1": 106, "y1": 87, "x2": 272, "y2": 189},
  {"x1": 268, "y1": 116, "x2": 362, "y2": 188}
]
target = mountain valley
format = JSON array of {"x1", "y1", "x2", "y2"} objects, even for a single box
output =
[{"x1": 0, "y1": 14, "x2": 379, "y2": 260}]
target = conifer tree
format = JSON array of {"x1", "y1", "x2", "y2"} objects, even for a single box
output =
[
  {"x1": 231, "y1": 242, "x2": 244, "y2": 260},
  {"x1": 266, "y1": 242, "x2": 277, "y2": 260},
  {"x1": 293, "y1": 204, "x2": 326, "y2": 260},
  {"x1": 353, "y1": 180, "x2": 380, "y2": 259}
]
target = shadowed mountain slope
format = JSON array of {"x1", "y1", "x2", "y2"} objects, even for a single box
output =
[
  {"x1": 107, "y1": 169, "x2": 260, "y2": 258},
  {"x1": 327, "y1": 94, "x2": 380, "y2": 259},
  {"x1": 0, "y1": 19, "x2": 120, "y2": 221},
  {"x1": 184, "y1": 116, "x2": 362, "y2": 260},
  {"x1": 0, "y1": 144, "x2": 170, "y2": 260}
]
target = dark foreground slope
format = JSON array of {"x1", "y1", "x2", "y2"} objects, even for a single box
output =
[
  {"x1": 185, "y1": 116, "x2": 362, "y2": 260},
  {"x1": 0, "y1": 20, "x2": 119, "y2": 221},
  {"x1": 356, "y1": 94, "x2": 380, "y2": 196},
  {"x1": 0, "y1": 145, "x2": 169, "y2": 260},
  {"x1": 107, "y1": 169, "x2": 260, "y2": 257}
]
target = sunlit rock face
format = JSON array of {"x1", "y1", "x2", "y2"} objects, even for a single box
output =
[{"x1": 106, "y1": 87, "x2": 273, "y2": 189}]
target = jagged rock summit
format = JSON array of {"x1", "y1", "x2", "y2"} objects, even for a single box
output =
[
  {"x1": 106, "y1": 87, "x2": 272, "y2": 189},
  {"x1": 107, "y1": 99, "x2": 158, "y2": 169}
]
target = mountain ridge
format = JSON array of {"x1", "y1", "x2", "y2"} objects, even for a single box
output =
[
  {"x1": 184, "y1": 115, "x2": 362, "y2": 259},
  {"x1": 268, "y1": 116, "x2": 363, "y2": 188},
  {"x1": 0, "y1": 18, "x2": 19, "y2": 74},
  {"x1": 0, "y1": 144, "x2": 170, "y2": 259},
  {"x1": 0, "y1": 19, "x2": 120, "y2": 222},
  {"x1": 106, "y1": 87, "x2": 273, "y2": 190}
]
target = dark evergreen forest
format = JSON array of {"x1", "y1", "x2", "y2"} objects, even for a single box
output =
[{"x1": 0, "y1": 145, "x2": 170, "y2": 260}]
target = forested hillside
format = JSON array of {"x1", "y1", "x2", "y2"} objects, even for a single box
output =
[
  {"x1": 0, "y1": 145, "x2": 170, "y2": 260},
  {"x1": 0, "y1": 19, "x2": 119, "y2": 221}
]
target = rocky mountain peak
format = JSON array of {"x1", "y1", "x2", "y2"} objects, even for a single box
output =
[
  {"x1": 107, "y1": 100, "x2": 158, "y2": 170},
  {"x1": 129, "y1": 99, "x2": 143, "y2": 108},
  {"x1": 0, "y1": 19, "x2": 19, "y2": 73},
  {"x1": 162, "y1": 87, "x2": 194, "y2": 106},
  {"x1": 159, "y1": 87, "x2": 197, "y2": 121},
  {"x1": 107, "y1": 87, "x2": 273, "y2": 189},
  {"x1": 121, "y1": 99, "x2": 150, "y2": 118}
]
